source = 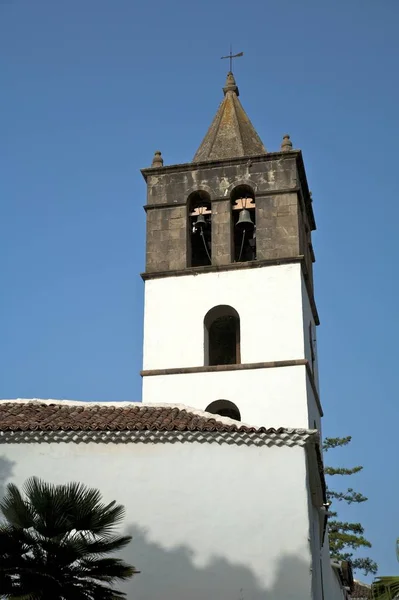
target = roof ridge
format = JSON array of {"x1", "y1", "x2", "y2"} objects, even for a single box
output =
[
  {"x1": 0, "y1": 399, "x2": 141, "y2": 407},
  {"x1": 231, "y1": 92, "x2": 245, "y2": 155},
  {"x1": 0, "y1": 399, "x2": 252, "y2": 429}
]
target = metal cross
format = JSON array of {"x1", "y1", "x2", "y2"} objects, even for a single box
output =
[{"x1": 221, "y1": 46, "x2": 243, "y2": 72}]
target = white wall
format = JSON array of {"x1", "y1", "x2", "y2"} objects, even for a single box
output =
[
  {"x1": 0, "y1": 440, "x2": 315, "y2": 600},
  {"x1": 309, "y1": 503, "x2": 323, "y2": 600},
  {"x1": 143, "y1": 365, "x2": 312, "y2": 429},
  {"x1": 306, "y1": 376, "x2": 322, "y2": 432},
  {"x1": 320, "y1": 532, "x2": 347, "y2": 600},
  {"x1": 301, "y1": 274, "x2": 320, "y2": 393},
  {"x1": 142, "y1": 263, "x2": 322, "y2": 428},
  {"x1": 143, "y1": 263, "x2": 304, "y2": 370}
]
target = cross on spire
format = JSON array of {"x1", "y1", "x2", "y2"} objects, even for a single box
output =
[{"x1": 221, "y1": 46, "x2": 243, "y2": 73}]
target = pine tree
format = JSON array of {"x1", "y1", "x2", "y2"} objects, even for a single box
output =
[{"x1": 323, "y1": 436, "x2": 377, "y2": 576}]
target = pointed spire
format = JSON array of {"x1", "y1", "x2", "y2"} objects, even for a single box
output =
[
  {"x1": 151, "y1": 150, "x2": 163, "y2": 167},
  {"x1": 280, "y1": 134, "x2": 293, "y2": 152},
  {"x1": 193, "y1": 73, "x2": 266, "y2": 162}
]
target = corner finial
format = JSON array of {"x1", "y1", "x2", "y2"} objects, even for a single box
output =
[
  {"x1": 281, "y1": 134, "x2": 293, "y2": 152},
  {"x1": 151, "y1": 150, "x2": 163, "y2": 168},
  {"x1": 223, "y1": 71, "x2": 239, "y2": 96}
]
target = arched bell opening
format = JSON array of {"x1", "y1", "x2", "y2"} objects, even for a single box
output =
[
  {"x1": 188, "y1": 191, "x2": 212, "y2": 267},
  {"x1": 231, "y1": 185, "x2": 256, "y2": 262},
  {"x1": 204, "y1": 305, "x2": 240, "y2": 366},
  {"x1": 205, "y1": 400, "x2": 241, "y2": 422}
]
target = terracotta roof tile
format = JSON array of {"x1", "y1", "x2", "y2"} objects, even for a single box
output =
[
  {"x1": 351, "y1": 581, "x2": 371, "y2": 599},
  {"x1": 0, "y1": 401, "x2": 289, "y2": 434}
]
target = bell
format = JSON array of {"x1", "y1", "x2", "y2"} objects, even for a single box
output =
[
  {"x1": 194, "y1": 213, "x2": 206, "y2": 230},
  {"x1": 236, "y1": 208, "x2": 254, "y2": 230}
]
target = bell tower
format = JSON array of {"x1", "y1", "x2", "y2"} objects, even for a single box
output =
[{"x1": 140, "y1": 72, "x2": 321, "y2": 429}]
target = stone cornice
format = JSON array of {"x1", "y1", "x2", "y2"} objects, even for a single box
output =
[
  {"x1": 141, "y1": 257, "x2": 320, "y2": 325},
  {"x1": 141, "y1": 359, "x2": 323, "y2": 417},
  {"x1": 141, "y1": 359, "x2": 307, "y2": 377},
  {"x1": 142, "y1": 256, "x2": 303, "y2": 280},
  {"x1": 141, "y1": 150, "x2": 301, "y2": 180}
]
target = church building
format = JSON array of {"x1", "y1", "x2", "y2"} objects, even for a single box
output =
[{"x1": 0, "y1": 71, "x2": 353, "y2": 600}]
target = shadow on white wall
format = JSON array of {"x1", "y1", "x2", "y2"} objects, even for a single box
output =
[
  {"x1": 122, "y1": 524, "x2": 312, "y2": 600},
  {"x1": 0, "y1": 455, "x2": 14, "y2": 502}
]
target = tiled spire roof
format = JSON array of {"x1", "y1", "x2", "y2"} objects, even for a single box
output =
[{"x1": 193, "y1": 72, "x2": 266, "y2": 162}]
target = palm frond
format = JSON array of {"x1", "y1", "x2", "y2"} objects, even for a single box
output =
[
  {"x1": 0, "y1": 477, "x2": 137, "y2": 600},
  {"x1": 79, "y1": 557, "x2": 138, "y2": 580},
  {"x1": 372, "y1": 576, "x2": 399, "y2": 600},
  {"x1": 78, "y1": 534, "x2": 132, "y2": 556},
  {"x1": 0, "y1": 483, "x2": 34, "y2": 528}
]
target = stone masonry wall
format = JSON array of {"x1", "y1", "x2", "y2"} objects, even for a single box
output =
[
  {"x1": 211, "y1": 200, "x2": 232, "y2": 266},
  {"x1": 146, "y1": 205, "x2": 187, "y2": 272},
  {"x1": 143, "y1": 152, "x2": 314, "y2": 273},
  {"x1": 256, "y1": 193, "x2": 300, "y2": 261}
]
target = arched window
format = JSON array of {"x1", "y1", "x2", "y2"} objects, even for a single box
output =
[
  {"x1": 188, "y1": 191, "x2": 211, "y2": 267},
  {"x1": 231, "y1": 185, "x2": 256, "y2": 262},
  {"x1": 204, "y1": 305, "x2": 240, "y2": 366},
  {"x1": 206, "y1": 400, "x2": 241, "y2": 422}
]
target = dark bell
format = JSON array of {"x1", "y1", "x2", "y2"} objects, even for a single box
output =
[
  {"x1": 236, "y1": 208, "x2": 254, "y2": 230},
  {"x1": 194, "y1": 213, "x2": 207, "y2": 230}
]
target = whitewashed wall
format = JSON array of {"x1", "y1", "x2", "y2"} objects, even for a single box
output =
[
  {"x1": 142, "y1": 264, "x2": 322, "y2": 429},
  {"x1": 320, "y1": 537, "x2": 348, "y2": 600},
  {"x1": 0, "y1": 440, "x2": 315, "y2": 600},
  {"x1": 306, "y1": 376, "x2": 322, "y2": 432},
  {"x1": 301, "y1": 274, "x2": 320, "y2": 395},
  {"x1": 143, "y1": 365, "x2": 312, "y2": 429},
  {"x1": 143, "y1": 264, "x2": 305, "y2": 369}
]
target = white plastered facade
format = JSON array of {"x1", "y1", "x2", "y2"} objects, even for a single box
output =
[
  {"x1": 0, "y1": 425, "x2": 325, "y2": 600},
  {"x1": 142, "y1": 262, "x2": 321, "y2": 430}
]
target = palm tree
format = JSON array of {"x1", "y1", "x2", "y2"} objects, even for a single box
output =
[
  {"x1": 371, "y1": 539, "x2": 399, "y2": 599},
  {"x1": 0, "y1": 477, "x2": 138, "y2": 600},
  {"x1": 372, "y1": 577, "x2": 399, "y2": 600}
]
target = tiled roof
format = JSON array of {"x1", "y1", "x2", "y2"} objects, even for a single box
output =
[
  {"x1": 0, "y1": 400, "x2": 289, "y2": 434},
  {"x1": 351, "y1": 581, "x2": 371, "y2": 599},
  {"x1": 193, "y1": 72, "x2": 266, "y2": 162}
]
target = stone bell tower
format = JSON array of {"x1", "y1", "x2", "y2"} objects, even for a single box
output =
[{"x1": 140, "y1": 72, "x2": 321, "y2": 429}]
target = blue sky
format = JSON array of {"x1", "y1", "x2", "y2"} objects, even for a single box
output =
[{"x1": 1, "y1": 0, "x2": 398, "y2": 581}]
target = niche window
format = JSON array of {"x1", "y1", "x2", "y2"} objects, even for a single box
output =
[
  {"x1": 231, "y1": 185, "x2": 256, "y2": 262},
  {"x1": 204, "y1": 305, "x2": 240, "y2": 366},
  {"x1": 206, "y1": 400, "x2": 241, "y2": 422},
  {"x1": 188, "y1": 191, "x2": 211, "y2": 267}
]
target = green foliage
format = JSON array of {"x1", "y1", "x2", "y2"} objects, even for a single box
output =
[
  {"x1": 372, "y1": 576, "x2": 399, "y2": 600},
  {"x1": 0, "y1": 477, "x2": 137, "y2": 600},
  {"x1": 324, "y1": 466, "x2": 363, "y2": 476},
  {"x1": 323, "y1": 436, "x2": 378, "y2": 576},
  {"x1": 323, "y1": 436, "x2": 352, "y2": 450},
  {"x1": 328, "y1": 488, "x2": 368, "y2": 504}
]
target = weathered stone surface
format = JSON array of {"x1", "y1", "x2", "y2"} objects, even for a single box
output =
[
  {"x1": 211, "y1": 200, "x2": 232, "y2": 266},
  {"x1": 255, "y1": 192, "x2": 300, "y2": 260},
  {"x1": 193, "y1": 72, "x2": 267, "y2": 162},
  {"x1": 143, "y1": 155, "x2": 298, "y2": 208},
  {"x1": 141, "y1": 151, "x2": 315, "y2": 291},
  {"x1": 146, "y1": 206, "x2": 187, "y2": 272}
]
